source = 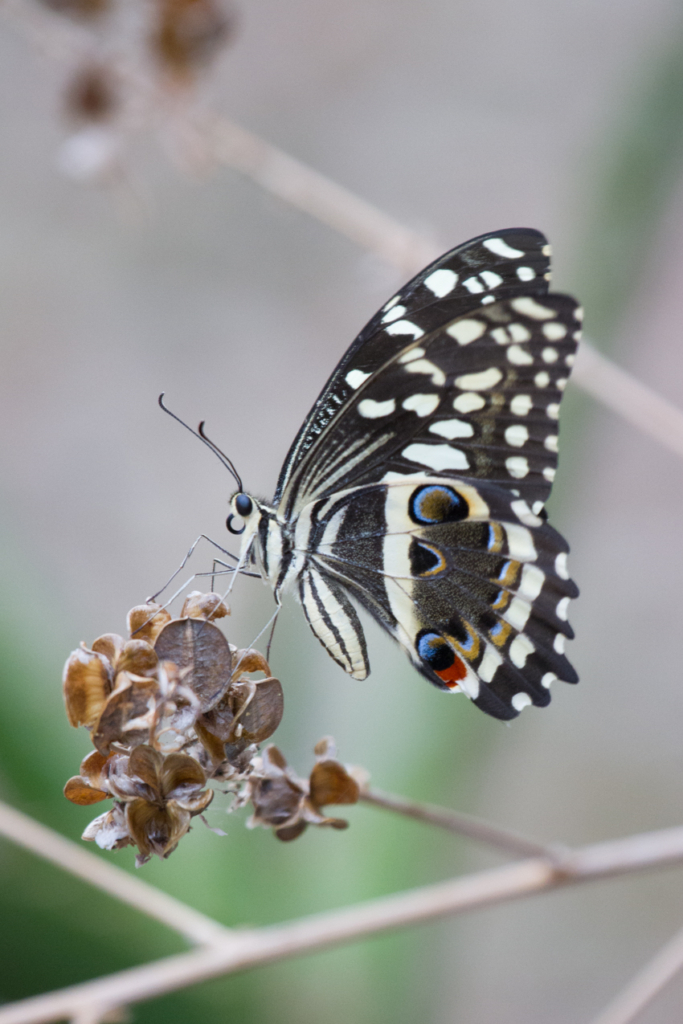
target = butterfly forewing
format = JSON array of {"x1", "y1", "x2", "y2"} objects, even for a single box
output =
[
  {"x1": 275, "y1": 228, "x2": 553, "y2": 512},
  {"x1": 286, "y1": 293, "x2": 581, "y2": 513}
]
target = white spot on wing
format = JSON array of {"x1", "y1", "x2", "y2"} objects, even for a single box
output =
[
  {"x1": 505, "y1": 424, "x2": 529, "y2": 447},
  {"x1": 399, "y1": 347, "x2": 425, "y2": 364},
  {"x1": 382, "y1": 295, "x2": 400, "y2": 312},
  {"x1": 519, "y1": 563, "x2": 545, "y2": 601},
  {"x1": 505, "y1": 524, "x2": 537, "y2": 561},
  {"x1": 534, "y1": 371, "x2": 550, "y2": 388},
  {"x1": 516, "y1": 266, "x2": 535, "y2": 282},
  {"x1": 510, "y1": 634, "x2": 535, "y2": 668},
  {"x1": 479, "y1": 645, "x2": 502, "y2": 683},
  {"x1": 402, "y1": 443, "x2": 469, "y2": 471},
  {"x1": 542, "y1": 672, "x2": 557, "y2": 688},
  {"x1": 483, "y1": 237, "x2": 524, "y2": 259},
  {"x1": 455, "y1": 367, "x2": 503, "y2": 391},
  {"x1": 505, "y1": 597, "x2": 532, "y2": 631},
  {"x1": 386, "y1": 320, "x2": 425, "y2": 339},
  {"x1": 402, "y1": 393, "x2": 439, "y2": 417},
  {"x1": 491, "y1": 327, "x2": 510, "y2": 345},
  {"x1": 507, "y1": 345, "x2": 533, "y2": 366},
  {"x1": 511, "y1": 297, "x2": 557, "y2": 320},
  {"x1": 510, "y1": 499, "x2": 541, "y2": 526},
  {"x1": 429, "y1": 418, "x2": 474, "y2": 439},
  {"x1": 509, "y1": 323, "x2": 531, "y2": 343},
  {"x1": 358, "y1": 397, "x2": 396, "y2": 418},
  {"x1": 554, "y1": 633, "x2": 566, "y2": 654},
  {"x1": 480, "y1": 270, "x2": 503, "y2": 289},
  {"x1": 555, "y1": 552, "x2": 569, "y2": 579},
  {"x1": 382, "y1": 304, "x2": 407, "y2": 324},
  {"x1": 556, "y1": 596, "x2": 570, "y2": 620},
  {"x1": 511, "y1": 394, "x2": 532, "y2": 416},
  {"x1": 506, "y1": 455, "x2": 529, "y2": 478},
  {"x1": 543, "y1": 466, "x2": 556, "y2": 481},
  {"x1": 545, "y1": 434, "x2": 559, "y2": 452},
  {"x1": 546, "y1": 403, "x2": 560, "y2": 419},
  {"x1": 424, "y1": 268, "x2": 458, "y2": 297},
  {"x1": 454, "y1": 392, "x2": 485, "y2": 413},
  {"x1": 542, "y1": 347, "x2": 559, "y2": 363},
  {"x1": 511, "y1": 691, "x2": 532, "y2": 711},
  {"x1": 406, "y1": 359, "x2": 446, "y2": 386},
  {"x1": 542, "y1": 321, "x2": 567, "y2": 340},
  {"x1": 446, "y1": 318, "x2": 486, "y2": 345},
  {"x1": 346, "y1": 369, "x2": 371, "y2": 389},
  {"x1": 463, "y1": 276, "x2": 485, "y2": 294}
]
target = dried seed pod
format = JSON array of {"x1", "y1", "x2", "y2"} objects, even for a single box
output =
[
  {"x1": 232, "y1": 648, "x2": 270, "y2": 676},
  {"x1": 63, "y1": 775, "x2": 109, "y2": 805},
  {"x1": 154, "y1": 618, "x2": 232, "y2": 711},
  {"x1": 92, "y1": 673, "x2": 158, "y2": 754},
  {"x1": 128, "y1": 604, "x2": 172, "y2": 644},
  {"x1": 63, "y1": 646, "x2": 112, "y2": 728},
  {"x1": 231, "y1": 677, "x2": 283, "y2": 744},
  {"x1": 82, "y1": 805, "x2": 132, "y2": 851},
  {"x1": 309, "y1": 760, "x2": 360, "y2": 808},
  {"x1": 150, "y1": 0, "x2": 234, "y2": 81},
  {"x1": 117, "y1": 640, "x2": 158, "y2": 677},
  {"x1": 65, "y1": 65, "x2": 118, "y2": 122},
  {"x1": 180, "y1": 591, "x2": 229, "y2": 620},
  {"x1": 91, "y1": 633, "x2": 125, "y2": 665}
]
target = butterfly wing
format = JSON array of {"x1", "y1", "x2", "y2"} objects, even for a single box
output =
[
  {"x1": 303, "y1": 476, "x2": 577, "y2": 720},
  {"x1": 272, "y1": 231, "x2": 581, "y2": 719},
  {"x1": 275, "y1": 228, "x2": 553, "y2": 514}
]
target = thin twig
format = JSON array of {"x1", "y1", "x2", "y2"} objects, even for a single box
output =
[
  {"x1": 0, "y1": 801, "x2": 231, "y2": 946},
  {"x1": 589, "y1": 921, "x2": 683, "y2": 1024},
  {"x1": 2, "y1": 824, "x2": 683, "y2": 1024},
  {"x1": 360, "y1": 787, "x2": 557, "y2": 860}
]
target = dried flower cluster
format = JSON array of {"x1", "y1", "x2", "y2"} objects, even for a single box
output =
[
  {"x1": 63, "y1": 593, "x2": 360, "y2": 864},
  {"x1": 36, "y1": 0, "x2": 236, "y2": 181}
]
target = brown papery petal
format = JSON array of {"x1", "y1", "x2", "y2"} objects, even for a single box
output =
[
  {"x1": 232, "y1": 649, "x2": 270, "y2": 677},
  {"x1": 169, "y1": 788, "x2": 213, "y2": 814},
  {"x1": 235, "y1": 677, "x2": 284, "y2": 743},
  {"x1": 194, "y1": 719, "x2": 227, "y2": 763},
  {"x1": 251, "y1": 775, "x2": 302, "y2": 826},
  {"x1": 79, "y1": 749, "x2": 112, "y2": 789},
  {"x1": 128, "y1": 745, "x2": 164, "y2": 793},
  {"x1": 274, "y1": 820, "x2": 307, "y2": 842},
  {"x1": 92, "y1": 675, "x2": 157, "y2": 755},
  {"x1": 309, "y1": 761, "x2": 360, "y2": 808},
  {"x1": 117, "y1": 640, "x2": 158, "y2": 676},
  {"x1": 159, "y1": 752, "x2": 206, "y2": 798},
  {"x1": 127, "y1": 604, "x2": 172, "y2": 644},
  {"x1": 63, "y1": 776, "x2": 108, "y2": 805},
  {"x1": 127, "y1": 799, "x2": 190, "y2": 858},
  {"x1": 180, "y1": 592, "x2": 229, "y2": 620},
  {"x1": 154, "y1": 618, "x2": 232, "y2": 712},
  {"x1": 91, "y1": 633, "x2": 124, "y2": 666},
  {"x1": 63, "y1": 648, "x2": 112, "y2": 728}
]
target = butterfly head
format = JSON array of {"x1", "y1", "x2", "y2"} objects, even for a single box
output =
[{"x1": 227, "y1": 491, "x2": 257, "y2": 534}]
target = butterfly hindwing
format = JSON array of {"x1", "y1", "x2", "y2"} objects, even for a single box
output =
[{"x1": 301, "y1": 476, "x2": 577, "y2": 720}]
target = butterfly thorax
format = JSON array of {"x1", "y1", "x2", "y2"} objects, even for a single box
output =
[{"x1": 232, "y1": 495, "x2": 300, "y2": 595}]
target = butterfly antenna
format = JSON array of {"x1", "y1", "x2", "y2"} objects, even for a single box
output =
[
  {"x1": 197, "y1": 421, "x2": 243, "y2": 492},
  {"x1": 158, "y1": 394, "x2": 243, "y2": 491}
]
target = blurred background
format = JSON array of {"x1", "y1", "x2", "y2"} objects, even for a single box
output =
[{"x1": 2, "y1": 0, "x2": 683, "y2": 1021}]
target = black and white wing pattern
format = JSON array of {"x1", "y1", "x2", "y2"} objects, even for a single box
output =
[{"x1": 236, "y1": 229, "x2": 581, "y2": 721}]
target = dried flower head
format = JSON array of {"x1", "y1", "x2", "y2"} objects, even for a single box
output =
[
  {"x1": 63, "y1": 592, "x2": 358, "y2": 862},
  {"x1": 150, "y1": 0, "x2": 235, "y2": 81}
]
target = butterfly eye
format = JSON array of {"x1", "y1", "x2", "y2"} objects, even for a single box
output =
[{"x1": 234, "y1": 493, "x2": 253, "y2": 517}]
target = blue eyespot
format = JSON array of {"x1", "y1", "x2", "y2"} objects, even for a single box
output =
[
  {"x1": 417, "y1": 631, "x2": 455, "y2": 671},
  {"x1": 409, "y1": 485, "x2": 468, "y2": 525}
]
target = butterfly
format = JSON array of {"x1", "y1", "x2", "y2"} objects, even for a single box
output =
[{"x1": 227, "y1": 228, "x2": 580, "y2": 721}]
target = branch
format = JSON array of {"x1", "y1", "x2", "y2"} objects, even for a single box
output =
[
  {"x1": 0, "y1": 801, "x2": 231, "y2": 946},
  {"x1": 360, "y1": 787, "x2": 557, "y2": 859},
  {"x1": 2, "y1": 824, "x2": 683, "y2": 1024},
  {"x1": 589, "y1": 921, "x2": 683, "y2": 1024}
]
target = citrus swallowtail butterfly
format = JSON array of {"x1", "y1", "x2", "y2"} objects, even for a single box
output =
[{"x1": 229, "y1": 228, "x2": 580, "y2": 721}]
